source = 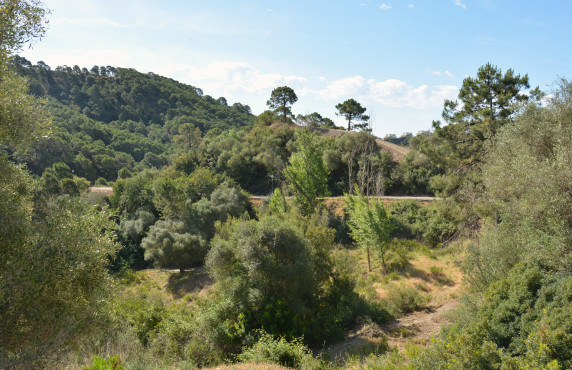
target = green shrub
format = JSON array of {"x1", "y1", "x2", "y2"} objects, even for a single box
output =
[
  {"x1": 95, "y1": 177, "x2": 109, "y2": 186},
  {"x1": 412, "y1": 263, "x2": 572, "y2": 369},
  {"x1": 383, "y1": 283, "x2": 428, "y2": 317},
  {"x1": 388, "y1": 200, "x2": 460, "y2": 246},
  {"x1": 382, "y1": 272, "x2": 400, "y2": 284},
  {"x1": 429, "y1": 266, "x2": 444, "y2": 276},
  {"x1": 237, "y1": 331, "x2": 322, "y2": 369},
  {"x1": 84, "y1": 355, "x2": 124, "y2": 370}
]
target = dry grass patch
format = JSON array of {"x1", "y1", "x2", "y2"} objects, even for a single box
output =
[{"x1": 120, "y1": 268, "x2": 214, "y2": 304}]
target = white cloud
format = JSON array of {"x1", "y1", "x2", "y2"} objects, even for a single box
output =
[
  {"x1": 454, "y1": 0, "x2": 467, "y2": 9},
  {"x1": 23, "y1": 47, "x2": 148, "y2": 69},
  {"x1": 158, "y1": 61, "x2": 307, "y2": 97},
  {"x1": 541, "y1": 94, "x2": 554, "y2": 107},
  {"x1": 445, "y1": 70, "x2": 454, "y2": 78},
  {"x1": 408, "y1": 4, "x2": 414, "y2": 8},
  {"x1": 317, "y1": 75, "x2": 458, "y2": 110},
  {"x1": 317, "y1": 76, "x2": 368, "y2": 100},
  {"x1": 380, "y1": 3, "x2": 392, "y2": 10}
]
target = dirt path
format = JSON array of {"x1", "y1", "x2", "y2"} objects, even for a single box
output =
[
  {"x1": 381, "y1": 300, "x2": 458, "y2": 352},
  {"x1": 88, "y1": 186, "x2": 113, "y2": 195},
  {"x1": 322, "y1": 299, "x2": 458, "y2": 362}
]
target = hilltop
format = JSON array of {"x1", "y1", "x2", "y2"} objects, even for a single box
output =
[{"x1": 270, "y1": 122, "x2": 411, "y2": 162}]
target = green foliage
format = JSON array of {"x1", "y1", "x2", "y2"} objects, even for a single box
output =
[
  {"x1": 0, "y1": 194, "x2": 119, "y2": 367},
  {"x1": 335, "y1": 98, "x2": 370, "y2": 131},
  {"x1": 268, "y1": 187, "x2": 287, "y2": 214},
  {"x1": 0, "y1": 1, "x2": 49, "y2": 149},
  {"x1": 465, "y1": 80, "x2": 572, "y2": 288},
  {"x1": 432, "y1": 63, "x2": 541, "y2": 175},
  {"x1": 284, "y1": 129, "x2": 330, "y2": 215},
  {"x1": 296, "y1": 112, "x2": 339, "y2": 129},
  {"x1": 0, "y1": 5, "x2": 120, "y2": 366},
  {"x1": 111, "y1": 171, "x2": 156, "y2": 217},
  {"x1": 206, "y1": 215, "x2": 389, "y2": 347},
  {"x1": 9, "y1": 57, "x2": 254, "y2": 181},
  {"x1": 0, "y1": 1, "x2": 48, "y2": 56},
  {"x1": 383, "y1": 283, "x2": 428, "y2": 317},
  {"x1": 237, "y1": 331, "x2": 321, "y2": 369},
  {"x1": 267, "y1": 86, "x2": 298, "y2": 123},
  {"x1": 142, "y1": 220, "x2": 207, "y2": 272},
  {"x1": 207, "y1": 216, "x2": 317, "y2": 319},
  {"x1": 388, "y1": 199, "x2": 460, "y2": 246},
  {"x1": 390, "y1": 148, "x2": 440, "y2": 195},
  {"x1": 411, "y1": 263, "x2": 572, "y2": 369},
  {"x1": 85, "y1": 355, "x2": 124, "y2": 370},
  {"x1": 345, "y1": 187, "x2": 397, "y2": 273},
  {"x1": 255, "y1": 109, "x2": 278, "y2": 126}
]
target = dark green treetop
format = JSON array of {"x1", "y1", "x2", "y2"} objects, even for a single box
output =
[
  {"x1": 267, "y1": 86, "x2": 298, "y2": 123},
  {"x1": 335, "y1": 98, "x2": 370, "y2": 131},
  {"x1": 432, "y1": 63, "x2": 542, "y2": 170}
]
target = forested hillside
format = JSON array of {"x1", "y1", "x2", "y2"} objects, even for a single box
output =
[
  {"x1": 6, "y1": 57, "x2": 435, "y2": 195},
  {"x1": 12, "y1": 56, "x2": 255, "y2": 129}
]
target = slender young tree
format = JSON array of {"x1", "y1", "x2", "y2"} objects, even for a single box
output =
[
  {"x1": 283, "y1": 129, "x2": 330, "y2": 216},
  {"x1": 345, "y1": 187, "x2": 395, "y2": 273},
  {"x1": 267, "y1": 86, "x2": 298, "y2": 123},
  {"x1": 335, "y1": 98, "x2": 370, "y2": 131}
]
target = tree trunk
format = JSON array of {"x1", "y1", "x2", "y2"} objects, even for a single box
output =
[
  {"x1": 367, "y1": 246, "x2": 371, "y2": 272},
  {"x1": 381, "y1": 253, "x2": 387, "y2": 276}
]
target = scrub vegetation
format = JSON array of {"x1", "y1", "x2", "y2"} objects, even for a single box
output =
[{"x1": 1, "y1": 2, "x2": 571, "y2": 368}]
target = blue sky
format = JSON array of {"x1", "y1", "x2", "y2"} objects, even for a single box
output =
[{"x1": 22, "y1": 0, "x2": 572, "y2": 137}]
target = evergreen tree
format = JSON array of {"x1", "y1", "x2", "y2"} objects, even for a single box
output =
[
  {"x1": 335, "y1": 98, "x2": 370, "y2": 131},
  {"x1": 267, "y1": 86, "x2": 298, "y2": 123}
]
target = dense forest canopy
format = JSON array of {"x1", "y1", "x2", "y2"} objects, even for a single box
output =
[{"x1": 11, "y1": 56, "x2": 256, "y2": 129}]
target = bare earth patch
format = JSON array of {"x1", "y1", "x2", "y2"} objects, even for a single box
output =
[
  {"x1": 88, "y1": 186, "x2": 114, "y2": 195},
  {"x1": 382, "y1": 299, "x2": 459, "y2": 352}
]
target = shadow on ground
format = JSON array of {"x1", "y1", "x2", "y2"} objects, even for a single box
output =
[{"x1": 166, "y1": 268, "x2": 213, "y2": 299}]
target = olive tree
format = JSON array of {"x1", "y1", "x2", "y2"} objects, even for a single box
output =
[
  {"x1": 142, "y1": 220, "x2": 207, "y2": 273},
  {"x1": 206, "y1": 216, "x2": 316, "y2": 322}
]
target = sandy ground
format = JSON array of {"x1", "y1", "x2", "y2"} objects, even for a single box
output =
[{"x1": 88, "y1": 186, "x2": 114, "y2": 195}]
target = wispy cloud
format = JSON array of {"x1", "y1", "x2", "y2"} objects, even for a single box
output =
[
  {"x1": 380, "y1": 3, "x2": 392, "y2": 10},
  {"x1": 408, "y1": 4, "x2": 414, "y2": 8},
  {"x1": 454, "y1": 0, "x2": 467, "y2": 9},
  {"x1": 428, "y1": 69, "x2": 454, "y2": 78},
  {"x1": 316, "y1": 75, "x2": 458, "y2": 109},
  {"x1": 52, "y1": 17, "x2": 133, "y2": 29},
  {"x1": 522, "y1": 18, "x2": 547, "y2": 27}
]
